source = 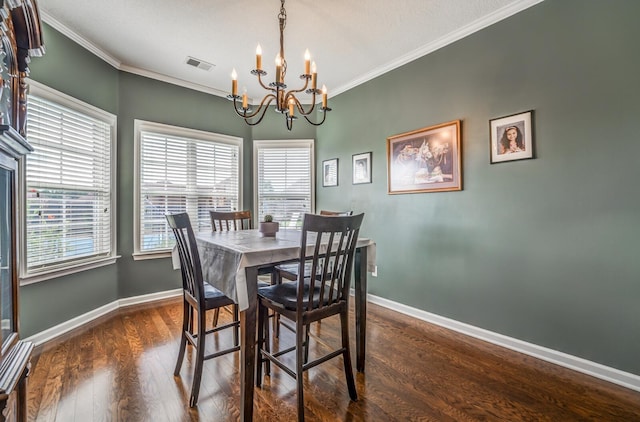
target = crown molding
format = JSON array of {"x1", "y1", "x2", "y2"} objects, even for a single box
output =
[
  {"x1": 118, "y1": 64, "x2": 230, "y2": 98},
  {"x1": 332, "y1": 0, "x2": 544, "y2": 97},
  {"x1": 40, "y1": 10, "x2": 121, "y2": 68},
  {"x1": 39, "y1": 11, "x2": 230, "y2": 98}
]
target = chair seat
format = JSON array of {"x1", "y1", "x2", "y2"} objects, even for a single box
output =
[
  {"x1": 203, "y1": 282, "x2": 236, "y2": 309},
  {"x1": 258, "y1": 280, "x2": 337, "y2": 311}
]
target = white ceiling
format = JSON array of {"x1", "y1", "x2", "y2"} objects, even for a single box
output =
[{"x1": 38, "y1": 0, "x2": 541, "y2": 103}]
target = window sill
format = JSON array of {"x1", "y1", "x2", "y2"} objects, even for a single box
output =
[
  {"x1": 132, "y1": 250, "x2": 172, "y2": 261},
  {"x1": 20, "y1": 255, "x2": 121, "y2": 286}
]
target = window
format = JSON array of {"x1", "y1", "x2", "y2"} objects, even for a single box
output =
[
  {"x1": 254, "y1": 140, "x2": 314, "y2": 229},
  {"x1": 22, "y1": 81, "x2": 117, "y2": 282},
  {"x1": 134, "y1": 120, "x2": 242, "y2": 258}
]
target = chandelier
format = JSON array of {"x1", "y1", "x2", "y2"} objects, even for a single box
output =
[{"x1": 228, "y1": 0, "x2": 330, "y2": 131}]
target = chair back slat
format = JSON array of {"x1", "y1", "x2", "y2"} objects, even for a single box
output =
[
  {"x1": 297, "y1": 213, "x2": 364, "y2": 313},
  {"x1": 210, "y1": 210, "x2": 253, "y2": 232},
  {"x1": 166, "y1": 213, "x2": 205, "y2": 303},
  {"x1": 319, "y1": 210, "x2": 353, "y2": 216}
]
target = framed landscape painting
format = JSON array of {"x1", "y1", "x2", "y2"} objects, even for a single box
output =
[{"x1": 387, "y1": 120, "x2": 461, "y2": 194}]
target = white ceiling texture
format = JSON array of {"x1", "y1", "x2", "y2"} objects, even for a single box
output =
[{"x1": 38, "y1": 0, "x2": 542, "y2": 103}]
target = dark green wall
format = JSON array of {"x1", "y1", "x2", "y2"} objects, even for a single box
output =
[
  {"x1": 20, "y1": 0, "x2": 640, "y2": 377},
  {"x1": 317, "y1": 0, "x2": 640, "y2": 375},
  {"x1": 20, "y1": 25, "x2": 120, "y2": 336}
]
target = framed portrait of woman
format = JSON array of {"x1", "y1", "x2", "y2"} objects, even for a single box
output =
[{"x1": 489, "y1": 110, "x2": 534, "y2": 164}]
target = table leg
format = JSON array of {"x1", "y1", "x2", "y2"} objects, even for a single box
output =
[
  {"x1": 240, "y1": 266, "x2": 258, "y2": 421},
  {"x1": 354, "y1": 246, "x2": 368, "y2": 372}
]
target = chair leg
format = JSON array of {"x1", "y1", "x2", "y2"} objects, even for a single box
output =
[
  {"x1": 256, "y1": 302, "x2": 266, "y2": 387},
  {"x1": 232, "y1": 305, "x2": 239, "y2": 347},
  {"x1": 273, "y1": 271, "x2": 282, "y2": 338},
  {"x1": 190, "y1": 308, "x2": 207, "y2": 407},
  {"x1": 264, "y1": 304, "x2": 271, "y2": 377},
  {"x1": 303, "y1": 323, "x2": 311, "y2": 364},
  {"x1": 296, "y1": 319, "x2": 305, "y2": 422},
  {"x1": 187, "y1": 306, "x2": 194, "y2": 334},
  {"x1": 212, "y1": 308, "x2": 220, "y2": 327},
  {"x1": 340, "y1": 310, "x2": 358, "y2": 401},
  {"x1": 174, "y1": 301, "x2": 189, "y2": 376}
]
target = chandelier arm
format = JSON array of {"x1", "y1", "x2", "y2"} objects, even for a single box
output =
[
  {"x1": 286, "y1": 76, "x2": 309, "y2": 95},
  {"x1": 303, "y1": 110, "x2": 329, "y2": 126},
  {"x1": 256, "y1": 71, "x2": 277, "y2": 92},
  {"x1": 286, "y1": 91, "x2": 318, "y2": 116},
  {"x1": 240, "y1": 102, "x2": 274, "y2": 127},
  {"x1": 232, "y1": 94, "x2": 276, "y2": 119}
]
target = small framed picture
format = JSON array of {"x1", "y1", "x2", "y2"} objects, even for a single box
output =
[
  {"x1": 322, "y1": 158, "x2": 338, "y2": 187},
  {"x1": 489, "y1": 110, "x2": 534, "y2": 164},
  {"x1": 352, "y1": 152, "x2": 372, "y2": 184}
]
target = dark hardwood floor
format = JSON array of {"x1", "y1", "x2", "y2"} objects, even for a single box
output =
[{"x1": 27, "y1": 297, "x2": 640, "y2": 421}]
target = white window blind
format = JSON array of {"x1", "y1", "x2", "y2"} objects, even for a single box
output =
[
  {"x1": 25, "y1": 90, "x2": 115, "y2": 274},
  {"x1": 254, "y1": 140, "x2": 314, "y2": 229},
  {"x1": 136, "y1": 121, "x2": 241, "y2": 255}
]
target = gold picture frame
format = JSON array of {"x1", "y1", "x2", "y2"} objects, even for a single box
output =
[{"x1": 387, "y1": 120, "x2": 462, "y2": 194}]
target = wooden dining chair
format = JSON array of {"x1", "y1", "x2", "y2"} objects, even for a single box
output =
[
  {"x1": 210, "y1": 210, "x2": 253, "y2": 231},
  {"x1": 209, "y1": 209, "x2": 279, "y2": 329},
  {"x1": 256, "y1": 212, "x2": 364, "y2": 421},
  {"x1": 274, "y1": 210, "x2": 353, "y2": 283},
  {"x1": 166, "y1": 212, "x2": 240, "y2": 407},
  {"x1": 271, "y1": 210, "x2": 353, "y2": 339}
]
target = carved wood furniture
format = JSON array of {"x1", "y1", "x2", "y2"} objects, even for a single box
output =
[{"x1": 0, "y1": 1, "x2": 44, "y2": 421}]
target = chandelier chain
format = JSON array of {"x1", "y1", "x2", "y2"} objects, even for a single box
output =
[{"x1": 278, "y1": 0, "x2": 287, "y2": 79}]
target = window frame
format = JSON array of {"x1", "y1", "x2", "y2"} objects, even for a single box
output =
[
  {"x1": 253, "y1": 139, "x2": 315, "y2": 228},
  {"x1": 133, "y1": 120, "x2": 243, "y2": 260},
  {"x1": 19, "y1": 80, "x2": 118, "y2": 285}
]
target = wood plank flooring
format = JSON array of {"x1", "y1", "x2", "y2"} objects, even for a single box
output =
[{"x1": 27, "y1": 298, "x2": 640, "y2": 421}]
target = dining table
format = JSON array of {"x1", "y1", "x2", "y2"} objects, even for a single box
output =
[{"x1": 195, "y1": 228, "x2": 376, "y2": 421}]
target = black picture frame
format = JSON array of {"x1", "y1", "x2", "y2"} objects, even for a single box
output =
[
  {"x1": 489, "y1": 110, "x2": 534, "y2": 164},
  {"x1": 322, "y1": 158, "x2": 338, "y2": 187},
  {"x1": 352, "y1": 152, "x2": 372, "y2": 185}
]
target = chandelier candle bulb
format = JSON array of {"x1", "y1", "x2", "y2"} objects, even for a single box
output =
[
  {"x1": 311, "y1": 61, "x2": 317, "y2": 89},
  {"x1": 242, "y1": 88, "x2": 248, "y2": 109},
  {"x1": 322, "y1": 85, "x2": 327, "y2": 108},
  {"x1": 304, "y1": 49, "x2": 310, "y2": 75},
  {"x1": 275, "y1": 55, "x2": 282, "y2": 83},
  {"x1": 231, "y1": 69, "x2": 237, "y2": 96},
  {"x1": 289, "y1": 98, "x2": 295, "y2": 116},
  {"x1": 256, "y1": 45, "x2": 262, "y2": 70}
]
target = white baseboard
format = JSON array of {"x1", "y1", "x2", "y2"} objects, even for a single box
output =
[
  {"x1": 24, "y1": 288, "x2": 182, "y2": 346},
  {"x1": 367, "y1": 293, "x2": 640, "y2": 393},
  {"x1": 25, "y1": 288, "x2": 640, "y2": 393}
]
